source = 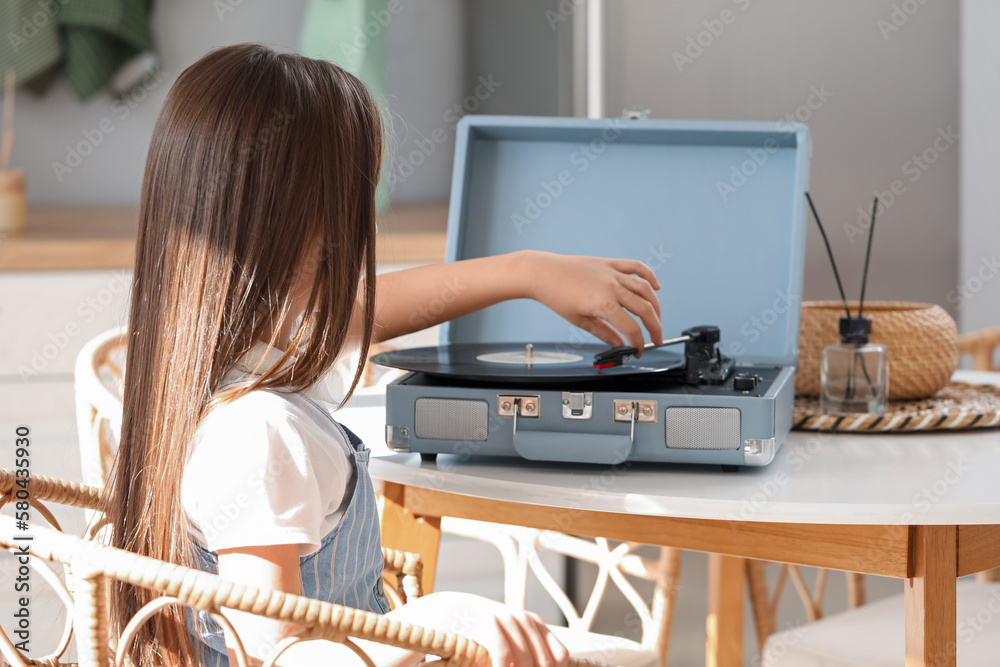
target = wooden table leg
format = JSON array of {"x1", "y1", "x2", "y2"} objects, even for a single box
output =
[
  {"x1": 905, "y1": 525, "x2": 957, "y2": 667},
  {"x1": 379, "y1": 482, "x2": 442, "y2": 594},
  {"x1": 707, "y1": 553, "x2": 745, "y2": 667}
]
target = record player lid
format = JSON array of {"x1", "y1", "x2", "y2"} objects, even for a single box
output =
[{"x1": 439, "y1": 116, "x2": 811, "y2": 367}]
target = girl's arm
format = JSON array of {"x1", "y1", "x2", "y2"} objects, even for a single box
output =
[
  {"x1": 216, "y1": 547, "x2": 568, "y2": 667},
  {"x1": 217, "y1": 544, "x2": 416, "y2": 666},
  {"x1": 215, "y1": 545, "x2": 305, "y2": 663},
  {"x1": 362, "y1": 249, "x2": 664, "y2": 349}
]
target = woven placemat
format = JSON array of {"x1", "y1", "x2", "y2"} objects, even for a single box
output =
[{"x1": 793, "y1": 382, "x2": 1000, "y2": 432}]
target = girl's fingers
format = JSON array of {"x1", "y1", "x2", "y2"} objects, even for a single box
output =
[
  {"x1": 525, "y1": 613, "x2": 568, "y2": 667},
  {"x1": 496, "y1": 615, "x2": 534, "y2": 667},
  {"x1": 603, "y1": 305, "x2": 645, "y2": 353},
  {"x1": 581, "y1": 317, "x2": 626, "y2": 348},
  {"x1": 490, "y1": 641, "x2": 513, "y2": 667},
  {"x1": 613, "y1": 287, "x2": 663, "y2": 350},
  {"x1": 609, "y1": 259, "x2": 661, "y2": 290},
  {"x1": 618, "y1": 272, "x2": 662, "y2": 319},
  {"x1": 546, "y1": 631, "x2": 570, "y2": 667},
  {"x1": 518, "y1": 614, "x2": 556, "y2": 667}
]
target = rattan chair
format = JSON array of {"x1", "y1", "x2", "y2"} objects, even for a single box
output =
[
  {"x1": 958, "y1": 326, "x2": 1000, "y2": 373},
  {"x1": 1, "y1": 470, "x2": 611, "y2": 667},
  {"x1": 74, "y1": 329, "x2": 400, "y2": 493},
  {"x1": 745, "y1": 561, "x2": 866, "y2": 658},
  {"x1": 746, "y1": 556, "x2": 1000, "y2": 666},
  {"x1": 959, "y1": 326, "x2": 1000, "y2": 583},
  {"x1": 74, "y1": 327, "x2": 126, "y2": 497},
  {"x1": 440, "y1": 519, "x2": 681, "y2": 667}
]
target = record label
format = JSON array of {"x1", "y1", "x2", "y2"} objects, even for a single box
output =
[{"x1": 476, "y1": 350, "x2": 584, "y2": 365}]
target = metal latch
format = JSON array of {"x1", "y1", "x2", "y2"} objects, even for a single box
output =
[
  {"x1": 497, "y1": 395, "x2": 540, "y2": 418},
  {"x1": 621, "y1": 107, "x2": 651, "y2": 120},
  {"x1": 562, "y1": 392, "x2": 593, "y2": 419},
  {"x1": 613, "y1": 399, "x2": 658, "y2": 423}
]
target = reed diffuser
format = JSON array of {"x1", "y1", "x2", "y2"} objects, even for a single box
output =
[
  {"x1": 805, "y1": 192, "x2": 888, "y2": 415},
  {"x1": 0, "y1": 69, "x2": 26, "y2": 237}
]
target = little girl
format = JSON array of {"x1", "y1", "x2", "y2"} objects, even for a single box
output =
[{"x1": 104, "y1": 43, "x2": 663, "y2": 667}]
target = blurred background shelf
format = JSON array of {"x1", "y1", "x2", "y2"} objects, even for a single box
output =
[
  {"x1": 0, "y1": 207, "x2": 137, "y2": 271},
  {"x1": 0, "y1": 202, "x2": 448, "y2": 271}
]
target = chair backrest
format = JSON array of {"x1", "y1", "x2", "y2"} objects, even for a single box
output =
[
  {"x1": 957, "y1": 327, "x2": 1000, "y2": 583},
  {"x1": 441, "y1": 518, "x2": 680, "y2": 662},
  {"x1": 0, "y1": 470, "x2": 448, "y2": 667},
  {"x1": 0, "y1": 520, "x2": 469, "y2": 667},
  {"x1": 0, "y1": 472, "x2": 104, "y2": 666},
  {"x1": 74, "y1": 327, "x2": 127, "y2": 493},
  {"x1": 73, "y1": 330, "x2": 402, "y2": 493},
  {"x1": 745, "y1": 560, "x2": 866, "y2": 657},
  {"x1": 958, "y1": 327, "x2": 1000, "y2": 372}
]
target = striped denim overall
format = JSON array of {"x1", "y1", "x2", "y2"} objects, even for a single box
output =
[{"x1": 187, "y1": 392, "x2": 390, "y2": 666}]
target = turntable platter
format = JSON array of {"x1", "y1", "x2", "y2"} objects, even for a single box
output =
[{"x1": 371, "y1": 343, "x2": 684, "y2": 383}]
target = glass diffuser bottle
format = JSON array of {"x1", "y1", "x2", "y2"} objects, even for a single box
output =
[
  {"x1": 820, "y1": 315, "x2": 888, "y2": 415},
  {"x1": 806, "y1": 190, "x2": 887, "y2": 416}
]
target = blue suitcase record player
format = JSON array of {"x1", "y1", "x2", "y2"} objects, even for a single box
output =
[{"x1": 373, "y1": 115, "x2": 811, "y2": 469}]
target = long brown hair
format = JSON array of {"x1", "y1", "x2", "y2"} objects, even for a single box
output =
[{"x1": 104, "y1": 44, "x2": 383, "y2": 665}]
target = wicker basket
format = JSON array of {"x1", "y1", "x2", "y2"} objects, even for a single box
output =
[{"x1": 796, "y1": 301, "x2": 958, "y2": 400}]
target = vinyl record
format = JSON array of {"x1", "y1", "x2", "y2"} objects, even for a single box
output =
[{"x1": 370, "y1": 343, "x2": 684, "y2": 382}]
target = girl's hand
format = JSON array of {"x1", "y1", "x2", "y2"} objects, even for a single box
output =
[
  {"x1": 389, "y1": 591, "x2": 570, "y2": 667},
  {"x1": 457, "y1": 599, "x2": 569, "y2": 667},
  {"x1": 365, "y1": 249, "x2": 664, "y2": 346},
  {"x1": 521, "y1": 251, "x2": 664, "y2": 353}
]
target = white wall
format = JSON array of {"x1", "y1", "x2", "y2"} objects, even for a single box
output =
[{"x1": 960, "y1": 0, "x2": 1000, "y2": 337}]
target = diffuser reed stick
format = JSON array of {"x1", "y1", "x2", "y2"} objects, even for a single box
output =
[
  {"x1": 805, "y1": 191, "x2": 851, "y2": 318},
  {"x1": 857, "y1": 196, "x2": 879, "y2": 318}
]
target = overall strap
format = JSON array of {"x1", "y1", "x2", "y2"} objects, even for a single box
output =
[{"x1": 299, "y1": 394, "x2": 371, "y2": 465}]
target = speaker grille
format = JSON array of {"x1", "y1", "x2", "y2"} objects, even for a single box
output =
[
  {"x1": 414, "y1": 398, "x2": 489, "y2": 441},
  {"x1": 665, "y1": 407, "x2": 741, "y2": 449}
]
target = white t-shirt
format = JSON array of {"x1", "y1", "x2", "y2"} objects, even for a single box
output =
[{"x1": 182, "y1": 344, "x2": 353, "y2": 558}]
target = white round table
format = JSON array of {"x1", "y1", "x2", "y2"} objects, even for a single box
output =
[{"x1": 339, "y1": 370, "x2": 1000, "y2": 667}]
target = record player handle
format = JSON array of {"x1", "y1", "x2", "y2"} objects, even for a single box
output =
[
  {"x1": 511, "y1": 400, "x2": 636, "y2": 465},
  {"x1": 512, "y1": 429, "x2": 634, "y2": 465}
]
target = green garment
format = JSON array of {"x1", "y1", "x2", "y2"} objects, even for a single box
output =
[
  {"x1": 0, "y1": 0, "x2": 63, "y2": 91},
  {"x1": 300, "y1": 0, "x2": 388, "y2": 101},
  {"x1": 0, "y1": 0, "x2": 157, "y2": 101}
]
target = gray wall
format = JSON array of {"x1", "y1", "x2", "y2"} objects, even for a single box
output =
[
  {"x1": 384, "y1": 0, "x2": 566, "y2": 202},
  {"x1": 606, "y1": 0, "x2": 960, "y2": 317},
  {"x1": 382, "y1": 0, "x2": 464, "y2": 203},
  {"x1": 10, "y1": 1, "x2": 971, "y2": 327},
  {"x1": 961, "y1": 0, "x2": 1000, "y2": 338},
  {"x1": 9, "y1": 0, "x2": 564, "y2": 207},
  {"x1": 13, "y1": 1, "x2": 306, "y2": 205},
  {"x1": 10, "y1": 0, "x2": 470, "y2": 205}
]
